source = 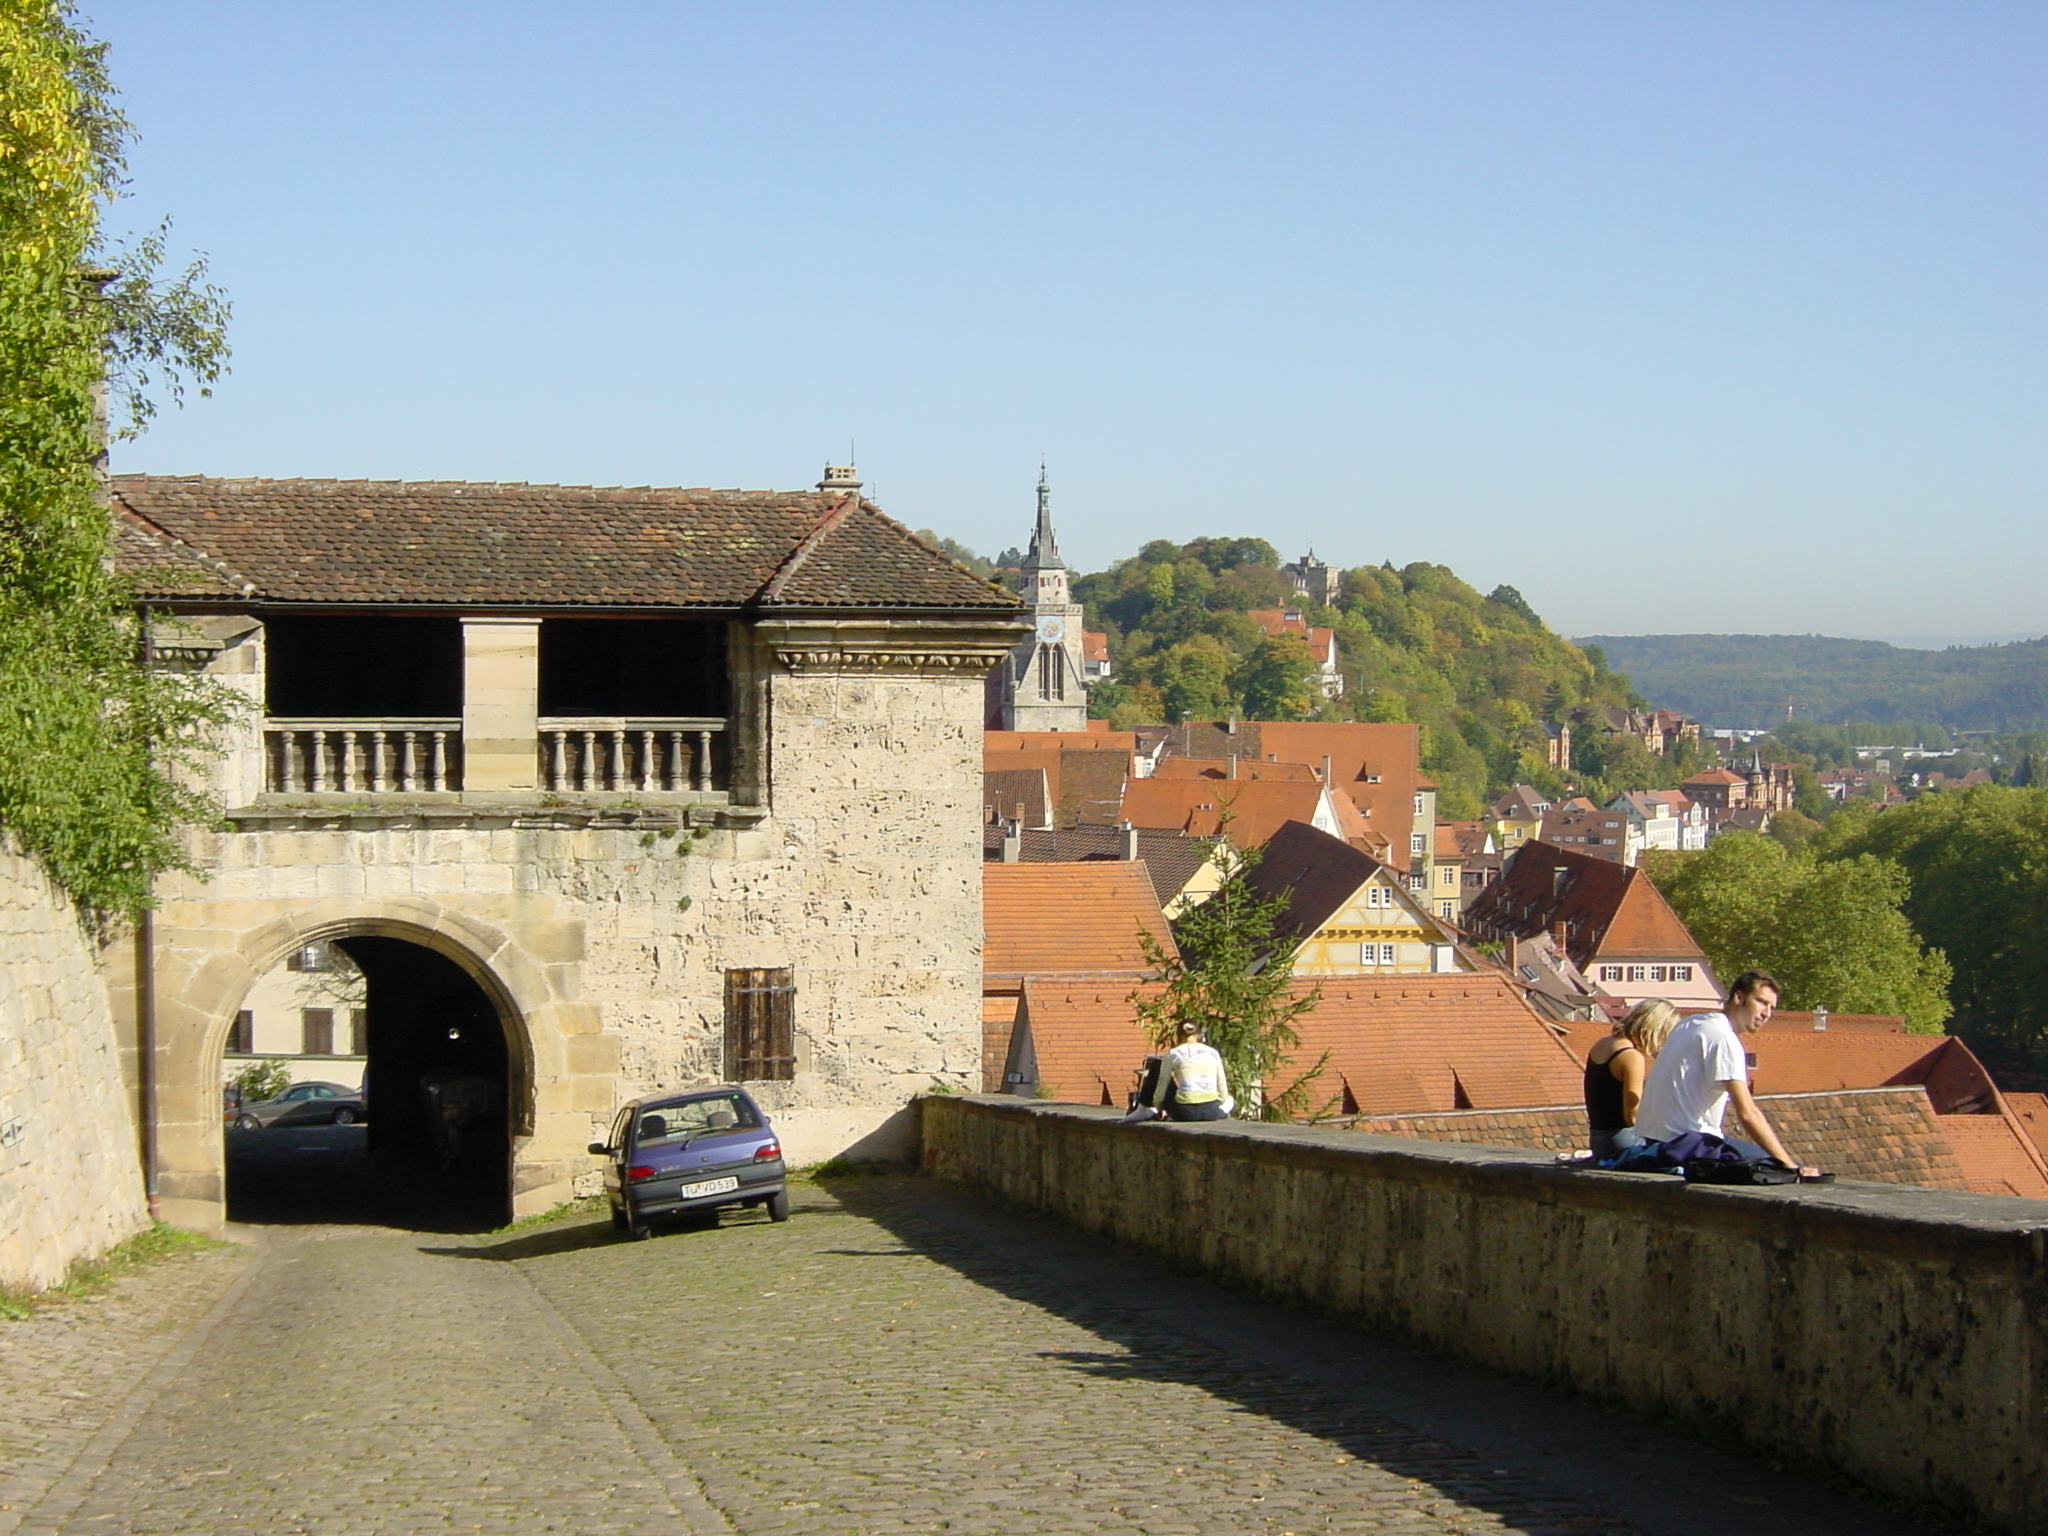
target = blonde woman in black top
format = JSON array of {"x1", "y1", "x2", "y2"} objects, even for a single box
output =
[{"x1": 1584, "y1": 999, "x2": 1679, "y2": 1162}]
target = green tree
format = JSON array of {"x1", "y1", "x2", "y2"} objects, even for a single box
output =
[
  {"x1": 1236, "y1": 634, "x2": 1319, "y2": 721},
  {"x1": 1820, "y1": 785, "x2": 2048, "y2": 1058},
  {"x1": 0, "y1": 2, "x2": 233, "y2": 916},
  {"x1": 1640, "y1": 835, "x2": 1952, "y2": 1032},
  {"x1": 1148, "y1": 637, "x2": 1235, "y2": 723},
  {"x1": 1132, "y1": 834, "x2": 1327, "y2": 1120}
]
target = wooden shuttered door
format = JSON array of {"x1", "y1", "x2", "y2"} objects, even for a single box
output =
[{"x1": 724, "y1": 968, "x2": 796, "y2": 1081}]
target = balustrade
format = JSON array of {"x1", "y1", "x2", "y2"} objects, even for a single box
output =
[
  {"x1": 538, "y1": 717, "x2": 728, "y2": 793},
  {"x1": 265, "y1": 721, "x2": 462, "y2": 793}
]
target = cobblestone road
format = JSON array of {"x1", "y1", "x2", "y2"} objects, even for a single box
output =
[{"x1": 1, "y1": 1177, "x2": 1927, "y2": 1536}]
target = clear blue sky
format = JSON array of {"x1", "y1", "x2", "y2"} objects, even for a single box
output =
[{"x1": 95, "y1": 1, "x2": 2044, "y2": 641}]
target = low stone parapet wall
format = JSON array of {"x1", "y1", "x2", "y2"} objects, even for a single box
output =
[{"x1": 920, "y1": 1094, "x2": 2048, "y2": 1535}]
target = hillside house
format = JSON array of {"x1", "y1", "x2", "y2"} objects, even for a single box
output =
[
  {"x1": 1237, "y1": 821, "x2": 1468, "y2": 978},
  {"x1": 1461, "y1": 841, "x2": 1721, "y2": 1010}
]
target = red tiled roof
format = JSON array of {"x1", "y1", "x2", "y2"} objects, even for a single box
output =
[
  {"x1": 1013, "y1": 980, "x2": 1161, "y2": 1105},
  {"x1": 1119, "y1": 778, "x2": 1329, "y2": 850},
  {"x1": 981, "y1": 746, "x2": 1131, "y2": 827},
  {"x1": 1463, "y1": 841, "x2": 1705, "y2": 966},
  {"x1": 983, "y1": 863, "x2": 1168, "y2": 979},
  {"x1": 1283, "y1": 973, "x2": 1584, "y2": 1117},
  {"x1": 1939, "y1": 1114, "x2": 2048, "y2": 1199},
  {"x1": 980, "y1": 824, "x2": 1223, "y2": 909},
  {"x1": 1684, "y1": 768, "x2": 1745, "y2": 786},
  {"x1": 1153, "y1": 757, "x2": 1319, "y2": 782},
  {"x1": 984, "y1": 768, "x2": 1050, "y2": 827},
  {"x1": 1745, "y1": 1034, "x2": 1949, "y2": 1095},
  {"x1": 986, "y1": 730, "x2": 1137, "y2": 753},
  {"x1": 112, "y1": 476, "x2": 1019, "y2": 612},
  {"x1": 1761, "y1": 1013, "x2": 1907, "y2": 1034},
  {"x1": 2002, "y1": 1092, "x2": 2048, "y2": 1159}
]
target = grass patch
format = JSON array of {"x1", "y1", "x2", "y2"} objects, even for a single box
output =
[
  {"x1": 489, "y1": 1194, "x2": 607, "y2": 1234},
  {"x1": 0, "y1": 1222, "x2": 229, "y2": 1321}
]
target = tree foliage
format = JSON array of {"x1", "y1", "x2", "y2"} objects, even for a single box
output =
[
  {"x1": 1067, "y1": 539, "x2": 1644, "y2": 815},
  {"x1": 1639, "y1": 834, "x2": 1952, "y2": 1033},
  {"x1": 1816, "y1": 786, "x2": 2048, "y2": 1060},
  {"x1": 0, "y1": 2, "x2": 233, "y2": 915},
  {"x1": 1131, "y1": 835, "x2": 1326, "y2": 1121}
]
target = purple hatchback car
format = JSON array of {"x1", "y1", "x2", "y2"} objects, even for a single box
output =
[{"x1": 591, "y1": 1086, "x2": 789, "y2": 1239}]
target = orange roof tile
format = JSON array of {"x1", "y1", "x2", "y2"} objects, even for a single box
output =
[
  {"x1": 983, "y1": 863, "x2": 1169, "y2": 979},
  {"x1": 1153, "y1": 757, "x2": 1320, "y2": 782},
  {"x1": 1283, "y1": 974, "x2": 1584, "y2": 1117},
  {"x1": 986, "y1": 729, "x2": 1137, "y2": 753},
  {"x1": 2002, "y1": 1092, "x2": 2048, "y2": 1158},
  {"x1": 1464, "y1": 841, "x2": 1705, "y2": 965},
  {"x1": 1684, "y1": 768, "x2": 1746, "y2": 785},
  {"x1": 1015, "y1": 980, "x2": 1162, "y2": 1105},
  {"x1": 1762, "y1": 1012, "x2": 1907, "y2": 1034},
  {"x1": 1938, "y1": 1114, "x2": 2048, "y2": 1199},
  {"x1": 1745, "y1": 1034, "x2": 1948, "y2": 1095},
  {"x1": 1119, "y1": 778, "x2": 1330, "y2": 850}
]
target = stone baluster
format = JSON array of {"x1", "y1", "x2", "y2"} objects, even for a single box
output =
[
  {"x1": 548, "y1": 731, "x2": 565, "y2": 791},
  {"x1": 607, "y1": 729, "x2": 625, "y2": 789},
  {"x1": 577, "y1": 730, "x2": 596, "y2": 791},
  {"x1": 695, "y1": 729, "x2": 714, "y2": 791},
  {"x1": 310, "y1": 730, "x2": 328, "y2": 792},
  {"x1": 400, "y1": 730, "x2": 418, "y2": 791},
  {"x1": 429, "y1": 731, "x2": 447, "y2": 792}
]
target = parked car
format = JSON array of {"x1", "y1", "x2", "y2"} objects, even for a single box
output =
[
  {"x1": 590, "y1": 1086, "x2": 788, "y2": 1238},
  {"x1": 231, "y1": 1080, "x2": 366, "y2": 1129}
]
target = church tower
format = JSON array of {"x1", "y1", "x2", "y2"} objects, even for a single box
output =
[{"x1": 997, "y1": 468, "x2": 1088, "y2": 731}]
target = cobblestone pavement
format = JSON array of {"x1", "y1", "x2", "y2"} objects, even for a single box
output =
[{"x1": 0, "y1": 1177, "x2": 1928, "y2": 1536}]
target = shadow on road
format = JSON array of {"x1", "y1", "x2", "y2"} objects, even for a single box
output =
[
  {"x1": 818, "y1": 1175, "x2": 1927, "y2": 1536},
  {"x1": 225, "y1": 1125, "x2": 506, "y2": 1233}
]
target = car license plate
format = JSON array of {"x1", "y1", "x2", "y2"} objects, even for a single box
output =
[{"x1": 678, "y1": 1176, "x2": 739, "y2": 1199}]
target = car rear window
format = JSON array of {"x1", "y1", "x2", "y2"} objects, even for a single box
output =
[{"x1": 633, "y1": 1093, "x2": 761, "y2": 1146}]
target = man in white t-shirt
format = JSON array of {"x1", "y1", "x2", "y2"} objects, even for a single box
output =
[{"x1": 1634, "y1": 971, "x2": 1805, "y2": 1168}]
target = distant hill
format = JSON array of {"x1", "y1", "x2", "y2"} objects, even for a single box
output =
[{"x1": 1577, "y1": 633, "x2": 2048, "y2": 731}]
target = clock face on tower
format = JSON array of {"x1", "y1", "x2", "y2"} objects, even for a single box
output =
[{"x1": 1035, "y1": 615, "x2": 1066, "y2": 644}]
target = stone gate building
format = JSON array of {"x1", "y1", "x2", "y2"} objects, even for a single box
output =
[{"x1": 111, "y1": 467, "x2": 1022, "y2": 1228}]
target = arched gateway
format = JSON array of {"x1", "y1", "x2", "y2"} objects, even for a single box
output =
[{"x1": 112, "y1": 470, "x2": 1024, "y2": 1231}]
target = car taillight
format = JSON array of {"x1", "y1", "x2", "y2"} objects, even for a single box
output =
[
  {"x1": 754, "y1": 1142, "x2": 781, "y2": 1161},
  {"x1": 627, "y1": 1165, "x2": 656, "y2": 1182}
]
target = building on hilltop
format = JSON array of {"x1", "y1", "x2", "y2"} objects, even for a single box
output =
[
  {"x1": 1282, "y1": 550, "x2": 1340, "y2": 608},
  {"x1": 112, "y1": 465, "x2": 1025, "y2": 1227},
  {"x1": 987, "y1": 468, "x2": 1088, "y2": 732}
]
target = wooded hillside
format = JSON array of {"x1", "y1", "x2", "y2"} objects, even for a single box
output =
[
  {"x1": 1579, "y1": 633, "x2": 2048, "y2": 731},
  {"x1": 1045, "y1": 538, "x2": 1642, "y2": 817}
]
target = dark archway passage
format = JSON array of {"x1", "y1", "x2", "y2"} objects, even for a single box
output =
[{"x1": 224, "y1": 936, "x2": 513, "y2": 1231}]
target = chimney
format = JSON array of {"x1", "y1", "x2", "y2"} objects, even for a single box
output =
[
  {"x1": 1001, "y1": 818, "x2": 1022, "y2": 863},
  {"x1": 1228, "y1": 753, "x2": 1238, "y2": 780},
  {"x1": 1321, "y1": 755, "x2": 1333, "y2": 785},
  {"x1": 1551, "y1": 921, "x2": 1569, "y2": 953},
  {"x1": 1504, "y1": 934, "x2": 1519, "y2": 973},
  {"x1": 1119, "y1": 820, "x2": 1140, "y2": 861},
  {"x1": 1813, "y1": 1005, "x2": 1829, "y2": 1032},
  {"x1": 817, "y1": 463, "x2": 862, "y2": 493}
]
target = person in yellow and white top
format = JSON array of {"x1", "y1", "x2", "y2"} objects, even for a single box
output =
[{"x1": 1149, "y1": 1020, "x2": 1233, "y2": 1121}]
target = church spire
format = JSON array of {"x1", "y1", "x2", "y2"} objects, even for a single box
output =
[{"x1": 1021, "y1": 462, "x2": 1063, "y2": 572}]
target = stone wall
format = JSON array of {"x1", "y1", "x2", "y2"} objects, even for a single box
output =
[
  {"x1": 921, "y1": 1095, "x2": 2048, "y2": 1535},
  {"x1": 0, "y1": 846, "x2": 147, "y2": 1290}
]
